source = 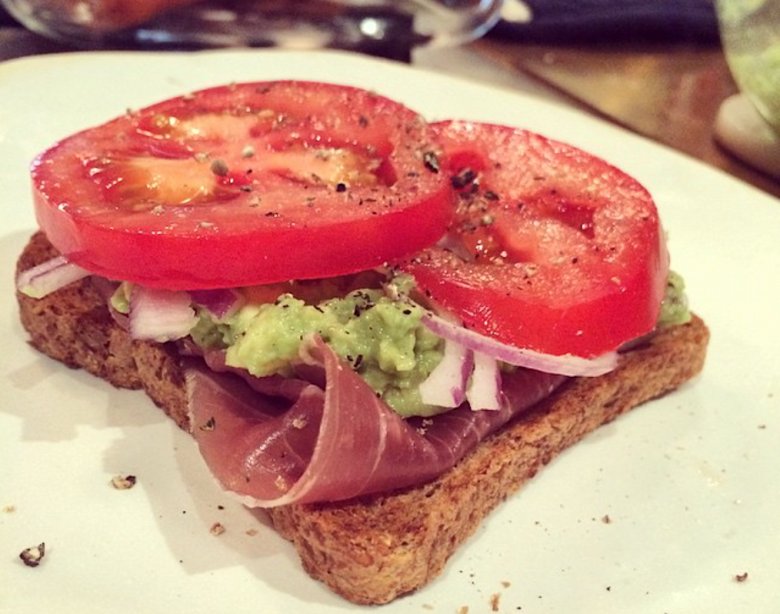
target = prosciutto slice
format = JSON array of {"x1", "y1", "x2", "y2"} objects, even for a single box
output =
[{"x1": 186, "y1": 337, "x2": 565, "y2": 507}]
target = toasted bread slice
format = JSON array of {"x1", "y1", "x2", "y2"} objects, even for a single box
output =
[{"x1": 16, "y1": 231, "x2": 709, "y2": 604}]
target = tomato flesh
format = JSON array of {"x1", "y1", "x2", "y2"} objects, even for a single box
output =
[
  {"x1": 403, "y1": 121, "x2": 669, "y2": 358},
  {"x1": 32, "y1": 81, "x2": 451, "y2": 289}
]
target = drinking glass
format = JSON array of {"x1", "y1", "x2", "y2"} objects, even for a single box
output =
[
  {"x1": 714, "y1": 0, "x2": 780, "y2": 179},
  {"x1": 1, "y1": 0, "x2": 504, "y2": 57},
  {"x1": 716, "y1": 0, "x2": 780, "y2": 132}
]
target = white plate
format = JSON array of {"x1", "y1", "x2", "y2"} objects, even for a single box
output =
[{"x1": 1, "y1": 49, "x2": 779, "y2": 614}]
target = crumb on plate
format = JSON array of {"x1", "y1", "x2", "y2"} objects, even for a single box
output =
[
  {"x1": 19, "y1": 543, "x2": 46, "y2": 567},
  {"x1": 111, "y1": 474, "x2": 137, "y2": 490}
]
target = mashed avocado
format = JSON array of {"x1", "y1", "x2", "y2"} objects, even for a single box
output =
[
  {"x1": 194, "y1": 276, "x2": 444, "y2": 417},
  {"x1": 116, "y1": 268, "x2": 691, "y2": 418},
  {"x1": 659, "y1": 270, "x2": 691, "y2": 327}
]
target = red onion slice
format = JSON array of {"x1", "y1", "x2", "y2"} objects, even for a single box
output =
[
  {"x1": 189, "y1": 288, "x2": 244, "y2": 319},
  {"x1": 422, "y1": 313, "x2": 617, "y2": 377},
  {"x1": 466, "y1": 350, "x2": 502, "y2": 411},
  {"x1": 16, "y1": 256, "x2": 90, "y2": 299},
  {"x1": 129, "y1": 286, "x2": 197, "y2": 342},
  {"x1": 436, "y1": 232, "x2": 474, "y2": 263},
  {"x1": 418, "y1": 338, "x2": 473, "y2": 408}
]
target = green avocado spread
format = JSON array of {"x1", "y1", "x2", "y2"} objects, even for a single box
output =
[
  {"x1": 112, "y1": 269, "x2": 691, "y2": 419},
  {"x1": 659, "y1": 270, "x2": 691, "y2": 327},
  {"x1": 190, "y1": 274, "x2": 444, "y2": 417}
]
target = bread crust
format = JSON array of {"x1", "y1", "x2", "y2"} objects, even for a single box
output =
[{"x1": 16, "y1": 231, "x2": 709, "y2": 605}]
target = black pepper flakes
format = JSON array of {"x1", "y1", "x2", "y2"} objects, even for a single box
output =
[
  {"x1": 19, "y1": 543, "x2": 46, "y2": 567},
  {"x1": 210, "y1": 159, "x2": 229, "y2": 177},
  {"x1": 423, "y1": 151, "x2": 440, "y2": 173},
  {"x1": 199, "y1": 417, "x2": 216, "y2": 432},
  {"x1": 451, "y1": 168, "x2": 477, "y2": 189},
  {"x1": 335, "y1": 182, "x2": 347, "y2": 193},
  {"x1": 735, "y1": 572, "x2": 749, "y2": 583}
]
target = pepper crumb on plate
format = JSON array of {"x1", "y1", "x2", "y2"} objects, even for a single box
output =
[
  {"x1": 19, "y1": 542, "x2": 46, "y2": 567},
  {"x1": 111, "y1": 474, "x2": 137, "y2": 490},
  {"x1": 735, "y1": 572, "x2": 749, "y2": 582}
]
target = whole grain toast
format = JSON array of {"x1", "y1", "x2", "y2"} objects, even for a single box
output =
[{"x1": 16, "y1": 231, "x2": 709, "y2": 604}]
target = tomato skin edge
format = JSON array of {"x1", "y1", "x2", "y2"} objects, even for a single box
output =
[
  {"x1": 33, "y1": 180, "x2": 453, "y2": 290},
  {"x1": 407, "y1": 233, "x2": 669, "y2": 358}
]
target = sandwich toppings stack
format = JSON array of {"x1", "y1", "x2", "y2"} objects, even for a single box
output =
[{"x1": 15, "y1": 80, "x2": 708, "y2": 603}]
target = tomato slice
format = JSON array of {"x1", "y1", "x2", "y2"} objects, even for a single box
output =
[
  {"x1": 32, "y1": 81, "x2": 451, "y2": 290},
  {"x1": 403, "y1": 121, "x2": 669, "y2": 358}
]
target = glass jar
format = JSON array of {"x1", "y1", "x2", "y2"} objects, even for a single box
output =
[{"x1": 716, "y1": 0, "x2": 780, "y2": 132}]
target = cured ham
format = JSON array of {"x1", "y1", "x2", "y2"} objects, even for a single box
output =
[{"x1": 186, "y1": 337, "x2": 566, "y2": 507}]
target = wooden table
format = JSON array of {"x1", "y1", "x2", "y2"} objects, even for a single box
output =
[
  {"x1": 472, "y1": 38, "x2": 780, "y2": 200},
  {"x1": 2, "y1": 26, "x2": 778, "y2": 200}
]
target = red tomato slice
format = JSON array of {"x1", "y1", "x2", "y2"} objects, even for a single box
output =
[
  {"x1": 32, "y1": 81, "x2": 452, "y2": 289},
  {"x1": 403, "y1": 121, "x2": 669, "y2": 358}
]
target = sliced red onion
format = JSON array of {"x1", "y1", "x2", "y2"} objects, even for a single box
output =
[
  {"x1": 466, "y1": 350, "x2": 502, "y2": 411},
  {"x1": 129, "y1": 286, "x2": 197, "y2": 342},
  {"x1": 189, "y1": 288, "x2": 244, "y2": 319},
  {"x1": 418, "y1": 338, "x2": 473, "y2": 408},
  {"x1": 422, "y1": 312, "x2": 617, "y2": 377},
  {"x1": 16, "y1": 256, "x2": 90, "y2": 299},
  {"x1": 436, "y1": 232, "x2": 474, "y2": 262}
]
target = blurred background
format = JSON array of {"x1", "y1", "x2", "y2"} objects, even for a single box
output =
[{"x1": 0, "y1": 0, "x2": 777, "y2": 197}]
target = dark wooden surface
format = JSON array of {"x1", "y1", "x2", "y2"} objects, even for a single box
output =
[{"x1": 472, "y1": 38, "x2": 780, "y2": 200}]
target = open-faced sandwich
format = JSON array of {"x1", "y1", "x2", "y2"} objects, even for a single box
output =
[{"x1": 15, "y1": 80, "x2": 708, "y2": 604}]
